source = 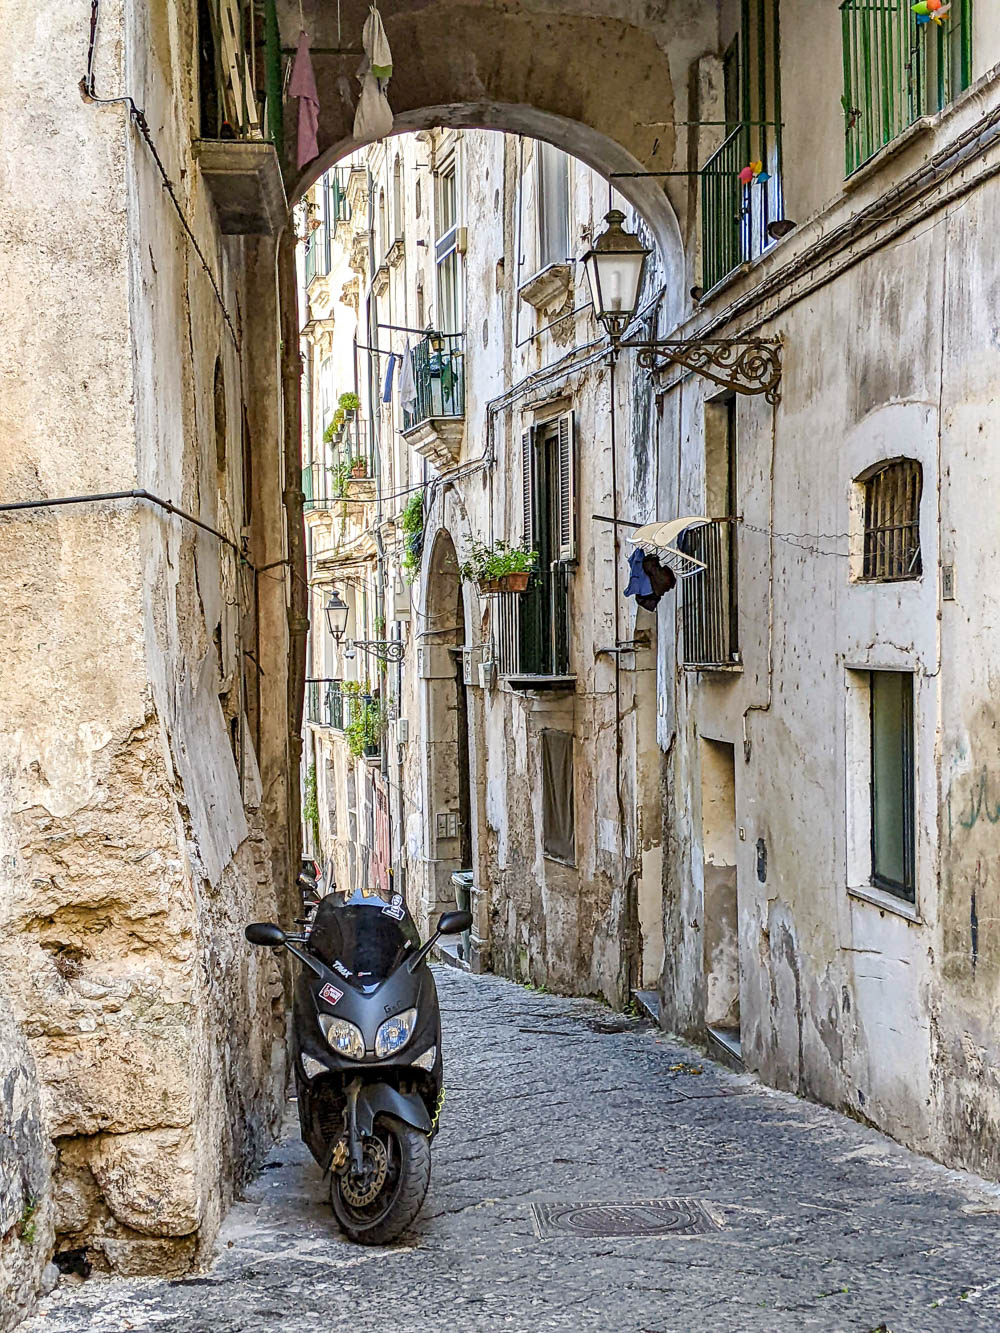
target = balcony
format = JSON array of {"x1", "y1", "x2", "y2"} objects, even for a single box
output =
[
  {"x1": 304, "y1": 224, "x2": 331, "y2": 286},
  {"x1": 840, "y1": 0, "x2": 972, "y2": 175},
  {"x1": 678, "y1": 520, "x2": 740, "y2": 669},
  {"x1": 401, "y1": 333, "x2": 465, "y2": 470},
  {"x1": 700, "y1": 124, "x2": 784, "y2": 293},
  {"x1": 495, "y1": 565, "x2": 574, "y2": 691},
  {"x1": 194, "y1": 0, "x2": 286, "y2": 235}
]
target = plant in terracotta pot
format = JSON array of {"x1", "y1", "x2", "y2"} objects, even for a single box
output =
[
  {"x1": 350, "y1": 455, "x2": 368, "y2": 479},
  {"x1": 339, "y1": 391, "x2": 361, "y2": 421},
  {"x1": 459, "y1": 538, "x2": 537, "y2": 595}
]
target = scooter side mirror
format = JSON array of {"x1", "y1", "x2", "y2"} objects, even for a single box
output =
[
  {"x1": 437, "y1": 910, "x2": 473, "y2": 937},
  {"x1": 245, "y1": 922, "x2": 287, "y2": 948}
]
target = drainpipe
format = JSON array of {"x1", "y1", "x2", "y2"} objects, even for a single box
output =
[{"x1": 279, "y1": 227, "x2": 308, "y2": 904}]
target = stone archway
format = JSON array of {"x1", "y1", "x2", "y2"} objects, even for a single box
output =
[{"x1": 278, "y1": 0, "x2": 694, "y2": 307}]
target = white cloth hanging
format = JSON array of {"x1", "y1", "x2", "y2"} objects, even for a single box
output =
[
  {"x1": 399, "y1": 341, "x2": 417, "y2": 409},
  {"x1": 353, "y1": 3, "x2": 393, "y2": 141}
]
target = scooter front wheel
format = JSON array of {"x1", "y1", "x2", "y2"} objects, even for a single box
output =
[{"x1": 331, "y1": 1116, "x2": 431, "y2": 1245}]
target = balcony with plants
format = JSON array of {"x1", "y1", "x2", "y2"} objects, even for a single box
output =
[{"x1": 401, "y1": 332, "x2": 466, "y2": 470}]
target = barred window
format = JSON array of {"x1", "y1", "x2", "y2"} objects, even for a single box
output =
[{"x1": 860, "y1": 459, "x2": 922, "y2": 582}]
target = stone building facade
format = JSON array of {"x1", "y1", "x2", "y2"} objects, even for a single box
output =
[
  {"x1": 6, "y1": 0, "x2": 1000, "y2": 1323},
  {"x1": 300, "y1": 132, "x2": 665, "y2": 1002}
]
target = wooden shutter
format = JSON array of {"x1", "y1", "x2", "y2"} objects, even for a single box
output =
[
  {"x1": 556, "y1": 411, "x2": 576, "y2": 562},
  {"x1": 521, "y1": 427, "x2": 535, "y2": 548}
]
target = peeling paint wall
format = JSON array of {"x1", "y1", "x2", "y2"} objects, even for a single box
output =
[
  {"x1": 0, "y1": 0, "x2": 292, "y2": 1317},
  {"x1": 657, "y1": 1, "x2": 1000, "y2": 1180}
]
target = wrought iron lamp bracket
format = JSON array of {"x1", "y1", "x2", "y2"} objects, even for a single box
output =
[
  {"x1": 621, "y1": 337, "x2": 782, "y2": 404},
  {"x1": 351, "y1": 639, "x2": 406, "y2": 664}
]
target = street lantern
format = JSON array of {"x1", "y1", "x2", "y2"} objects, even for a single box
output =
[
  {"x1": 325, "y1": 588, "x2": 349, "y2": 643},
  {"x1": 581, "y1": 209, "x2": 651, "y2": 340}
]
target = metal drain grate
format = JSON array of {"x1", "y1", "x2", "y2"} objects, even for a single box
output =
[{"x1": 531, "y1": 1198, "x2": 723, "y2": 1239}]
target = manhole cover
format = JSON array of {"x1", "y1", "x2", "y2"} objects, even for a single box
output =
[{"x1": 531, "y1": 1198, "x2": 722, "y2": 1239}]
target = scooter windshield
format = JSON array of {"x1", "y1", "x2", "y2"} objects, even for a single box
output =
[{"x1": 308, "y1": 895, "x2": 419, "y2": 981}]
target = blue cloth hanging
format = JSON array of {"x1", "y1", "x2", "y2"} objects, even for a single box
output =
[
  {"x1": 382, "y1": 354, "x2": 398, "y2": 403},
  {"x1": 625, "y1": 548, "x2": 653, "y2": 599}
]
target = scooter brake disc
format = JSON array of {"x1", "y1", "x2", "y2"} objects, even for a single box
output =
[{"x1": 341, "y1": 1137, "x2": 389, "y2": 1207}]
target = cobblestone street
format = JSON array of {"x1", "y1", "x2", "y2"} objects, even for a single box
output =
[{"x1": 24, "y1": 968, "x2": 1000, "y2": 1333}]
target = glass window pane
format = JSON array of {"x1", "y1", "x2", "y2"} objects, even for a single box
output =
[
  {"x1": 537, "y1": 143, "x2": 569, "y2": 270},
  {"x1": 871, "y1": 671, "x2": 913, "y2": 895}
]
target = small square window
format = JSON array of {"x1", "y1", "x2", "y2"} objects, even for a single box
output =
[{"x1": 859, "y1": 459, "x2": 922, "y2": 581}]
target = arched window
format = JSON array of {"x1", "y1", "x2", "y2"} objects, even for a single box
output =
[
  {"x1": 392, "y1": 155, "x2": 404, "y2": 240},
  {"x1": 858, "y1": 458, "x2": 922, "y2": 581}
]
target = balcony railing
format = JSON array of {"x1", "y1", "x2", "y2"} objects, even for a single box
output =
[
  {"x1": 402, "y1": 333, "x2": 465, "y2": 431},
  {"x1": 306, "y1": 680, "x2": 321, "y2": 724},
  {"x1": 701, "y1": 124, "x2": 784, "y2": 293},
  {"x1": 841, "y1": 0, "x2": 972, "y2": 175},
  {"x1": 679, "y1": 520, "x2": 739, "y2": 668},
  {"x1": 304, "y1": 224, "x2": 331, "y2": 285},
  {"x1": 199, "y1": 0, "x2": 281, "y2": 149},
  {"x1": 495, "y1": 565, "x2": 571, "y2": 679}
]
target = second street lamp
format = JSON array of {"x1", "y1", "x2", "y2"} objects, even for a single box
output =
[{"x1": 325, "y1": 588, "x2": 350, "y2": 643}]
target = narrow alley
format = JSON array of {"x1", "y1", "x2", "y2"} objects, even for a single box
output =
[{"x1": 24, "y1": 968, "x2": 1000, "y2": 1333}]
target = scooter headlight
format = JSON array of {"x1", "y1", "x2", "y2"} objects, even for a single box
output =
[
  {"x1": 375, "y1": 1007, "x2": 417, "y2": 1059},
  {"x1": 318, "y1": 1014, "x2": 365, "y2": 1060}
]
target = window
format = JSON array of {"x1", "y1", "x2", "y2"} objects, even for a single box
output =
[
  {"x1": 435, "y1": 160, "x2": 461, "y2": 333},
  {"x1": 536, "y1": 142, "x2": 570, "y2": 271},
  {"x1": 841, "y1": 0, "x2": 973, "y2": 175},
  {"x1": 859, "y1": 459, "x2": 922, "y2": 581},
  {"x1": 870, "y1": 671, "x2": 916, "y2": 901},
  {"x1": 680, "y1": 396, "x2": 739, "y2": 667},
  {"x1": 392, "y1": 155, "x2": 404, "y2": 241},
  {"x1": 542, "y1": 730, "x2": 575, "y2": 864},
  {"x1": 495, "y1": 414, "x2": 575, "y2": 679},
  {"x1": 378, "y1": 189, "x2": 387, "y2": 263},
  {"x1": 701, "y1": 0, "x2": 783, "y2": 291}
]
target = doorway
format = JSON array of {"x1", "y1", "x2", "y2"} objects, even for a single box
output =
[{"x1": 699, "y1": 737, "x2": 741, "y2": 1058}]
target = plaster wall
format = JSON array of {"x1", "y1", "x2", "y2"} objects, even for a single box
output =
[
  {"x1": 0, "y1": 0, "x2": 291, "y2": 1315},
  {"x1": 657, "y1": 44, "x2": 1000, "y2": 1176}
]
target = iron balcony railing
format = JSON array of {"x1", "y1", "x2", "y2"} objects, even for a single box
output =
[
  {"x1": 304, "y1": 224, "x2": 331, "y2": 286},
  {"x1": 402, "y1": 333, "x2": 465, "y2": 432},
  {"x1": 701, "y1": 124, "x2": 785, "y2": 292},
  {"x1": 327, "y1": 681, "x2": 345, "y2": 731},
  {"x1": 199, "y1": 0, "x2": 282, "y2": 152},
  {"x1": 679, "y1": 520, "x2": 740, "y2": 669},
  {"x1": 495, "y1": 565, "x2": 571, "y2": 679},
  {"x1": 841, "y1": 0, "x2": 972, "y2": 175}
]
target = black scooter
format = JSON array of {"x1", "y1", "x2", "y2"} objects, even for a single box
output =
[{"x1": 246, "y1": 886, "x2": 471, "y2": 1244}]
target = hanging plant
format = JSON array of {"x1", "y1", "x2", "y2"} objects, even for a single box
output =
[
  {"x1": 400, "y1": 490, "x2": 424, "y2": 583},
  {"x1": 331, "y1": 460, "x2": 351, "y2": 497},
  {"x1": 345, "y1": 697, "x2": 387, "y2": 759},
  {"x1": 460, "y1": 538, "x2": 537, "y2": 595},
  {"x1": 339, "y1": 391, "x2": 361, "y2": 419}
]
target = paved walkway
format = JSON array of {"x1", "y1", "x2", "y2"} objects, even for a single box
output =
[{"x1": 23, "y1": 969, "x2": 1000, "y2": 1333}]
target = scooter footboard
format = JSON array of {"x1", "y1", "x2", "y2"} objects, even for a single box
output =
[{"x1": 356, "y1": 1083, "x2": 432, "y2": 1136}]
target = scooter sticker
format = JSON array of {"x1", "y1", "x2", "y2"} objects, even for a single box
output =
[
  {"x1": 382, "y1": 893, "x2": 406, "y2": 921},
  {"x1": 319, "y1": 983, "x2": 344, "y2": 1006},
  {"x1": 332, "y1": 960, "x2": 351, "y2": 979}
]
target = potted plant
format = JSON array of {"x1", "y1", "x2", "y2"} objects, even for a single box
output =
[
  {"x1": 460, "y1": 538, "x2": 538, "y2": 595},
  {"x1": 331, "y1": 459, "x2": 351, "y2": 498},
  {"x1": 350, "y1": 455, "x2": 368, "y2": 479},
  {"x1": 339, "y1": 391, "x2": 361, "y2": 421}
]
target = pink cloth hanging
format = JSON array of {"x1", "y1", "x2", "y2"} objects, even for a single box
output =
[{"x1": 289, "y1": 31, "x2": 320, "y2": 168}]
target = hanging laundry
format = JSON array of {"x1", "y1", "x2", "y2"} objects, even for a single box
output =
[
  {"x1": 398, "y1": 342, "x2": 417, "y2": 411},
  {"x1": 354, "y1": 4, "x2": 394, "y2": 142},
  {"x1": 625, "y1": 547, "x2": 676, "y2": 611},
  {"x1": 382, "y1": 354, "x2": 398, "y2": 404},
  {"x1": 289, "y1": 31, "x2": 320, "y2": 168}
]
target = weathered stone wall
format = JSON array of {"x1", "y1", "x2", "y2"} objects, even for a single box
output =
[{"x1": 0, "y1": 0, "x2": 292, "y2": 1319}]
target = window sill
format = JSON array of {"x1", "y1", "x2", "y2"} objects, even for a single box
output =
[
  {"x1": 681, "y1": 661, "x2": 743, "y2": 674},
  {"x1": 848, "y1": 883, "x2": 922, "y2": 924},
  {"x1": 503, "y1": 674, "x2": 576, "y2": 694}
]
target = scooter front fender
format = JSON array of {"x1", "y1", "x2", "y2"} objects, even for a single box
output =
[{"x1": 356, "y1": 1082, "x2": 432, "y2": 1137}]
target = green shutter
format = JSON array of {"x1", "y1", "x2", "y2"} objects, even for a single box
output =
[
  {"x1": 522, "y1": 427, "x2": 535, "y2": 547},
  {"x1": 556, "y1": 411, "x2": 576, "y2": 562}
]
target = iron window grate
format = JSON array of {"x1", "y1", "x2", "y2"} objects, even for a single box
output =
[{"x1": 862, "y1": 459, "x2": 922, "y2": 581}]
